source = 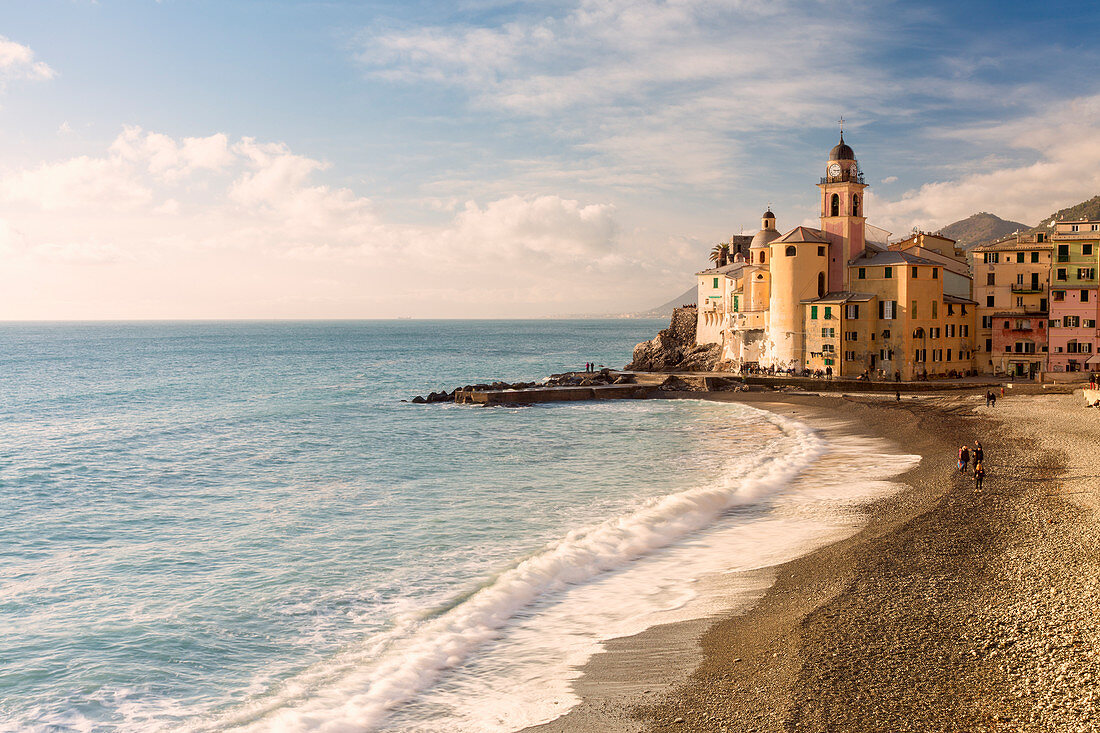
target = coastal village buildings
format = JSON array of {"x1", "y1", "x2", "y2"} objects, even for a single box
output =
[
  {"x1": 970, "y1": 222, "x2": 1100, "y2": 376},
  {"x1": 971, "y1": 234, "x2": 1052, "y2": 378},
  {"x1": 697, "y1": 135, "x2": 977, "y2": 380}
]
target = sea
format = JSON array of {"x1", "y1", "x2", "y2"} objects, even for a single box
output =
[{"x1": 0, "y1": 320, "x2": 918, "y2": 732}]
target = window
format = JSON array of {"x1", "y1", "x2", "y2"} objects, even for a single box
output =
[
  {"x1": 882, "y1": 329, "x2": 891, "y2": 338},
  {"x1": 846, "y1": 304, "x2": 860, "y2": 319},
  {"x1": 1087, "y1": 319, "x2": 1097, "y2": 329},
  {"x1": 1072, "y1": 224, "x2": 1080, "y2": 232},
  {"x1": 986, "y1": 295, "x2": 994, "y2": 307},
  {"x1": 933, "y1": 268, "x2": 939, "y2": 279},
  {"x1": 983, "y1": 253, "x2": 1000, "y2": 263},
  {"x1": 1051, "y1": 319, "x2": 1061, "y2": 328},
  {"x1": 1057, "y1": 269, "x2": 1067, "y2": 281},
  {"x1": 884, "y1": 267, "x2": 893, "y2": 279},
  {"x1": 879, "y1": 348, "x2": 894, "y2": 361},
  {"x1": 1058, "y1": 244, "x2": 1070, "y2": 261},
  {"x1": 852, "y1": 194, "x2": 860, "y2": 216},
  {"x1": 1040, "y1": 298, "x2": 1048, "y2": 311},
  {"x1": 932, "y1": 301, "x2": 938, "y2": 319},
  {"x1": 830, "y1": 193, "x2": 839, "y2": 217},
  {"x1": 858, "y1": 267, "x2": 866, "y2": 279},
  {"x1": 824, "y1": 306, "x2": 832, "y2": 319},
  {"x1": 845, "y1": 351, "x2": 855, "y2": 361},
  {"x1": 845, "y1": 331, "x2": 858, "y2": 341},
  {"x1": 1016, "y1": 297, "x2": 1024, "y2": 307},
  {"x1": 946, "y1": 324, "x2": 955, "y2": 337},
  {"x1": 760, "y1": 252, "x2": 766, "y2": 264},
  {"x1": 947, "y1": 304, "x2": 955, "y2": 316},
  {"x1": 879, "y1": 301, "x2": 896, "y2": 319},
  {"x1": 811, "y1": 305, "x2": 818, "y2": 319},
  {"x1": 912, "y1": 266, "x2": 918, "y2": 278},
  {"x1": 985, "y1": 338, "x2": 993, "y2": 352},
  {"x1": 732, "y1": 295, "x2": 739, "y2": 312},
  {"x1": 1004, "y1": 320, "x2": 1010, "y2": 329},
  {"x1": 1093, "y1": 225, "x2": 1099, "y2": 232},
  {"x1": 1016, "y1": 252, "x2": 1024, "y2": 263},
  {"x1": 982, "y1": 316, "x2": 993, "y2": 328},
  {"x1": 818, "y1": 272, "x2": 826, "y2": 297},
  {"x1": 822, "y1": 343, "x2": 835, "y2": 353},
  {"x1": 911, "y1": 300, "x2": 917, "y2": 317},
  {"x1": 1031, "y1": 252, "x2": 1039, "y2": 263},
  {"x1": 1079, "y1": 268, "x2": 1096, "y2": 279},
  {"x1": 817, "y1": 246, "x2": 826, "y2": 256},
  {"x1": 713, "y1": 277, "x2": 719, "y2": 288},
  {"x1": 785, "y1": 245, "x2": 797, "y2": 256},
  {"x1": 1066, "y1": 315, "x2": 1081, "y2": 327},
  {"x1": 1016, "y1": 273, "x2": 1025, "y2": 286},
  {"x1": 987, "y1": 272, "x2": 996, "y2": 285},
  {"x1": 1085, "y1": 244, "x2": 1094, "y2": 256},
  {"x1": 1053, "y1": 290, "x2": 1065, "y2": 301},
  {"x1": 1082, "y1": 290, "x2": 1090, "y2": 303}
]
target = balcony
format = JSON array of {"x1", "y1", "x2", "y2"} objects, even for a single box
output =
[{"x1": 1011, "y1": 284, "x2": 1044, "y2": 293}]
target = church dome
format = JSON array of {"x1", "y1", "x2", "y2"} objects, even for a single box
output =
[
  {"x1": 829, "y1": 133, "x2": 855, "y2": 161},
  {"x1": 750, "y1": 227, "x2": 781, "y2": 249}
]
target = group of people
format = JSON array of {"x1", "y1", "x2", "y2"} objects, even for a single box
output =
[
  {"x1": 583, "y1": 362, "x2": 598, "y2": 373},
  {"x1": 985, "y1": 391, "x2": 997, "y2": 407},
  {"x1": 957, "y1": 441, "x2": 986, "y2": 490}
]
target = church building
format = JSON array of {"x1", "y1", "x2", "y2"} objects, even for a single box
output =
[{"x1": 696, "y1": 133, "x2": 978, "y2": 380}]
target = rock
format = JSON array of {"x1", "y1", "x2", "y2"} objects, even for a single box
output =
[
  {"x1": 626, "y1": 306, "x2": 721, "y2": 372},
  {"x1": 613, "y1": 374, "x2": 635, "y2": 384},
  {"x1": 411, "y1": 395, "x2": 426, "y2": 404}
]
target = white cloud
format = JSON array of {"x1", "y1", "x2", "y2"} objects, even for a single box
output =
[
  {"x1": 0, "y1": 36, "x2": 55, "y2": 83},
  {"x1": 0, "y1": 127, "x2": 680, "y2": 317},
  {"x1": 880, "y1": 176, "x2": 898, "y2": 184},
  {"x1": 874, "y1": 94, "x2": 1100, "y2": 233}
]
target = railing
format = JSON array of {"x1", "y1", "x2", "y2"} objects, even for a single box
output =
[
  {"x1": 819, "y1": 171, "x2": 866, "y2": 185},
  {"x1": 1011, "y1": 284, "x2": 1044, "y2": 293}
]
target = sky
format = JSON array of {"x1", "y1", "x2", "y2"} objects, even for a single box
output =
[{"x1": 3, "y1": 0, "x2": 1100, "y2": 319}]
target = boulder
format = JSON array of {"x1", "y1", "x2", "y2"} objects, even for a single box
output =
[{"x1": 411, "y1": 395, "x2": 427, "y2": 404}]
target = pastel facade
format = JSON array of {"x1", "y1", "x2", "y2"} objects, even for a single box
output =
[
  {"x1": 1048, "y1": 221, "x2": 1100, "y2": 372},
  {"x1": 970, "y1": 235, "x2": 1052, "y2": 377},
  {"x1": 698, "y1": 134, "x2": 976, "y2": 380}
]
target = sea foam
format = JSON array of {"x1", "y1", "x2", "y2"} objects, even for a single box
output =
[{"x1": 208, "y1": 407, "x2": 825, "y2": 732}]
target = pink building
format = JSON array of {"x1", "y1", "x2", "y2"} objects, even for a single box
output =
[{"x1": 1048, "y1": 287, "x2": 1097, "y2": 372}]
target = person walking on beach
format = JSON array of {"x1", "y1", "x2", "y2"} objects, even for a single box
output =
[
  {"x1": 958, "y1": 445, "x2": 970, "y2": 473},
  {"x1": 974, "y1": 460, "x2": 985, "y2": 491},
  {"x1": 973, "y1": 441, "x2": 984, "y2": 467},
  {"x1": 990, "y1": 391, "x2": 996, "y2": 407}
]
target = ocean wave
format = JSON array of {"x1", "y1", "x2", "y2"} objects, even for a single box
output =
[{"x1": 207, "y1": 407, "x2": 824, "y2": 733}]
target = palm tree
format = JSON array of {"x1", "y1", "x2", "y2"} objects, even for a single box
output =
[{"x1": 709, "y1": 242, "x2": 730, "y2": 267}]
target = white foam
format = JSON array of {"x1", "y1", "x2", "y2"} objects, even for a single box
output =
[{"x1": 203, "y1": 407, "x2": 826, "y2": 733}]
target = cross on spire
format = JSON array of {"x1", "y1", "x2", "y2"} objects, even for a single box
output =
[{"x1": 838, "y1": 116, "x2": 845, "y2": 134}]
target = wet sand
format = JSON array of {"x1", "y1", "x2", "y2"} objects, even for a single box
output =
[{"x1": 526, "y1": 389, "x2": 1100, "y2": 732}]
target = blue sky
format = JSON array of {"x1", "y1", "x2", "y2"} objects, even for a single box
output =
[{"x1": 2, "y1": 0, "x2": 1100, "y2": 318}]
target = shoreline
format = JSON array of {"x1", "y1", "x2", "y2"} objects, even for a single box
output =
[{"x1": 524, "y1": 389, "x2": 1100, "y2": 731}]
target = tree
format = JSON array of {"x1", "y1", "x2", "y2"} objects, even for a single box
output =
[{"x1": 709, "y1": 242, "x2": 730, "y2": 267}]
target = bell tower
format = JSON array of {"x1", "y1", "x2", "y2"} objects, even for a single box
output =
[{"x1": 818, "y1": 124, "x2": 867, "y2": 291}]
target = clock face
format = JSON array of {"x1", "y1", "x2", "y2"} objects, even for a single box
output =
[{"x1": 829, "y1": 163, "x2": 842, "y2": 177}]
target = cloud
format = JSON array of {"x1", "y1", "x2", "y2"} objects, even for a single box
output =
[
  {"x1": 0, "y1": 36, "x2": 55, "y2": 83},
  {"x1": 880, "y1": 176, "x2": 898, "y2": 184},
  {"x1": 0, "y1": 127, "x2": 673, "y2": 316},
  {"x1": 874, "y1": 94, "x2": 1100, "y2": 232}
]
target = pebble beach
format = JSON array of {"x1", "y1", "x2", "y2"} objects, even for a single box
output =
[{"x1": 531, "y1": 389, "x2": 1100, "y2": 732}]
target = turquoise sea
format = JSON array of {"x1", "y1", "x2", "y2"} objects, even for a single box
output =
[{"x1": 0, "y1": 320, "x2": 915, "y2": 732}]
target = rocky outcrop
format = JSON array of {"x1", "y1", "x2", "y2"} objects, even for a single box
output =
[{"x1": 626, "y1": 306, "x2": 721, "y2": 372}]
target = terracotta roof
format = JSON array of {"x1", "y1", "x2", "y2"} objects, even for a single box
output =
[
  {"x1": 851, "y1": 249, "x2": 940, "y2": 266},
  {"x1": 944, "y1": 294, "x2": 978, "y2": 305},
  {"x1": 695, "y1": 262, "x2": 747, "y2": 276},
  {"x1": 774, "y1": 226, "x2": 830, "y2": 244}
]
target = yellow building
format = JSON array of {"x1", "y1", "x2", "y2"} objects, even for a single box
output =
[{"x1": 700, "y1": 132, "x2": 977, "y2": 380}]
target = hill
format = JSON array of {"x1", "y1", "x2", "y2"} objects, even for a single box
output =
[
  {"x1": 1032, "y1": 195, "x2": 1100, "y2": 231},
  {"x1": 631, "y1": 285, "x2": 696, "y2": 318},
  {"x1": 937, "y1": 212, "x2": 1030, "y2": 250}
]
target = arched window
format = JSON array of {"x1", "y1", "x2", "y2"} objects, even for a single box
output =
[
  {"x1": 852, "y1": 194, "x2": 860, "y2": 216},
  {"x1": 760, "y1": 251, "x2": 766, "y2": 264},
  {"x1": 817, "y1": 272, "x2": 825, "y2": 297},
  {"x1": 830, "y1": 193, "x2": 839, "y2": 217},
  {"x1": 785, "y1": 245, "x2": 797, "y2": 257}
]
